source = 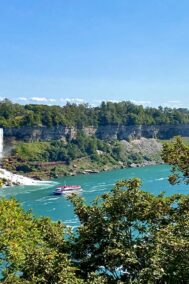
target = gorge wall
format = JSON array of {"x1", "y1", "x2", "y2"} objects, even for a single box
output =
[
  {"x1": 3, "y1": 124, "x2": 189, "y2": 142},
  {"x1": 0, "y1": 128, "x2": 3, "y2": 158}
]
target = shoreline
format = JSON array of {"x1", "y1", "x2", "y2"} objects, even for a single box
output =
[
  {"x1": 2, "y1": 137, "x2": 163, "y2": 183},
  {"x1": 0, "y1": 168, "x2": 55, "y2": 187},
  {"x1": 0, "y1": 161, "x2": 164, "y2": 187},
  {"x1": 28, "y1": 159, "x2": 164, "y2": 180},
  {"x1": 73, "y1": 160, "x2": 164, "y2": 175}
]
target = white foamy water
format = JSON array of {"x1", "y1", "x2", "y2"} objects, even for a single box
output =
[
  {"x1": 0, "y1": 168, "x2": 57, "y2": 186},
  {"x1": 155, "y1": 177, "x2": 166, "y2": 181}
]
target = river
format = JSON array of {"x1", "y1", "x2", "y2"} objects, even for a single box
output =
[{"x1": 0, "y1": 165, "x2": 188, "y2": 227}]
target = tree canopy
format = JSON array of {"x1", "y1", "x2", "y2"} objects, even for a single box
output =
[
  {"x1": 69, "y1": 178, "x2": 189, "y2": 283},
  {"x1": 0, "y1": 198, "x2": 83, "y2": 283},
  {"x1": 1, "y1": 99, "x2": 189, "y2": 128}
]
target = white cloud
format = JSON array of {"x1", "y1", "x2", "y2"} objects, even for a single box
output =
[
  {"x1": 92, "y1": 99, "x2": 152, "y2": 106},
  {"x1": 48, "y1": 98, "x2": 57, "y2": 102},
  {"x1": 60, "y1": 98, "x2": 85, "y2": 104},
  {"x1": 131, "y1": 100, "x2": 151, "y2": 106},
  {"x1": 31, "y1": 97, "x2": 48, "y2": 102},
  {"x1": 163, "y1": 100, "x2": 183, "y2": 108},
  {"x1": 18, "y1": 97, "x2": 28, "y2": 101},
  {"x1": 168, "y1": 100, "x2": 181, "y2": 104},
  {"x1": 30, "y1": 97, "x2": 57, "y2": 103}
]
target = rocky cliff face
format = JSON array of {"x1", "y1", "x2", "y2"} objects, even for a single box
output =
[
  {"x1": 96, "y1": 124, "x2": 189, "y2": 140},
  {"x1": 4, "y1": 126, "x2": 77, "y2": 141},
  {"x1": 3, "y1": 124, "x2": 189, "y2": 142}
]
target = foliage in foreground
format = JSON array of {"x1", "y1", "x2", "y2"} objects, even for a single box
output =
[
  {"x1": 162, "y1": 136, "x2": 189, "y2": 185},
  {"x1": 69, "y1": 179, "x2": 189, "y2": 283},
  {"x1": 1, "y1": 177, "x2": 189, "y2": 283},
  {"x1": 0, "y1": 198, "x2": 84, "y2": 284}
]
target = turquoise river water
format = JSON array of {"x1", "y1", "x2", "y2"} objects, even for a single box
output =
[{"x1": 0, "y1": 165, "x2": 188, "y2": 227}]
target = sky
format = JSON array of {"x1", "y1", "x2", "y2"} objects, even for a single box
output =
[{"x1": 0, "y1": 0, "x2": 189, "y2": 108}]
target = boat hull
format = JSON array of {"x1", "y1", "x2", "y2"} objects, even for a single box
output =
[{"x1": 53, "y1": 185, "x2": 82, "y2": 195}]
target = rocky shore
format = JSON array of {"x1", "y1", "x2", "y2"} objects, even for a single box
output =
[{"x1": 69, "y1": 160, "x2": 163, "y2": 176}]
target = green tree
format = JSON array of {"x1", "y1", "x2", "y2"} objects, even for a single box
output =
[
  {"x1": 69, "y1": 178, "x2": 189, "y2": 283},
  {"x1": 162, "y1": 136, "x2": 189, "y2": 185},
  {"x1": 0, "y1": 198, "x2": 83, "y2": 283}
]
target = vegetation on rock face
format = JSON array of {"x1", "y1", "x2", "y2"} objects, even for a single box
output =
[
  {"x1": 3, "y1": 133, "x2": 161, "y2": 179},
  {"x1": 1, "y1": 99, "x2": 189, "y2": 128}
]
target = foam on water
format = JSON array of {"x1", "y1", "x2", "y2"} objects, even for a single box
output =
[
  {"x1": 46, "y1": 197, "x2": 60, "y2": 201},
  {"x1": 44, "y1": 202, "x2": 53, "y2": 205},
  {"x1": 155, "y1": 177, "x2": 166, "y2": 181}
]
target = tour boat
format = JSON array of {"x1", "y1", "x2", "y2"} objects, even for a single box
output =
[{"x1": 53, "y1": 185, "x2": 82, "y2": 195}]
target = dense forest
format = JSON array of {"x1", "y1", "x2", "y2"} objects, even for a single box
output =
[{"x1": 1, "y1": 99, "x2": 189, "y2": 128}]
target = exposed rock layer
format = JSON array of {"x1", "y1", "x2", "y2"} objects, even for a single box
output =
[{"x1": 3, "y1": 124, "x2": 189, "y2": 142}]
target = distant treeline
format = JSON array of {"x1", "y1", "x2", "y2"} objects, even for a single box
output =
[{"x1": 0, "y1": 99, "x2": 189, "y2": 128}]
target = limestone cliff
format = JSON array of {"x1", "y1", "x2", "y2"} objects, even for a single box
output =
[{"x1": 3, "y1": 124, "x2": 189, "y2": 142}]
